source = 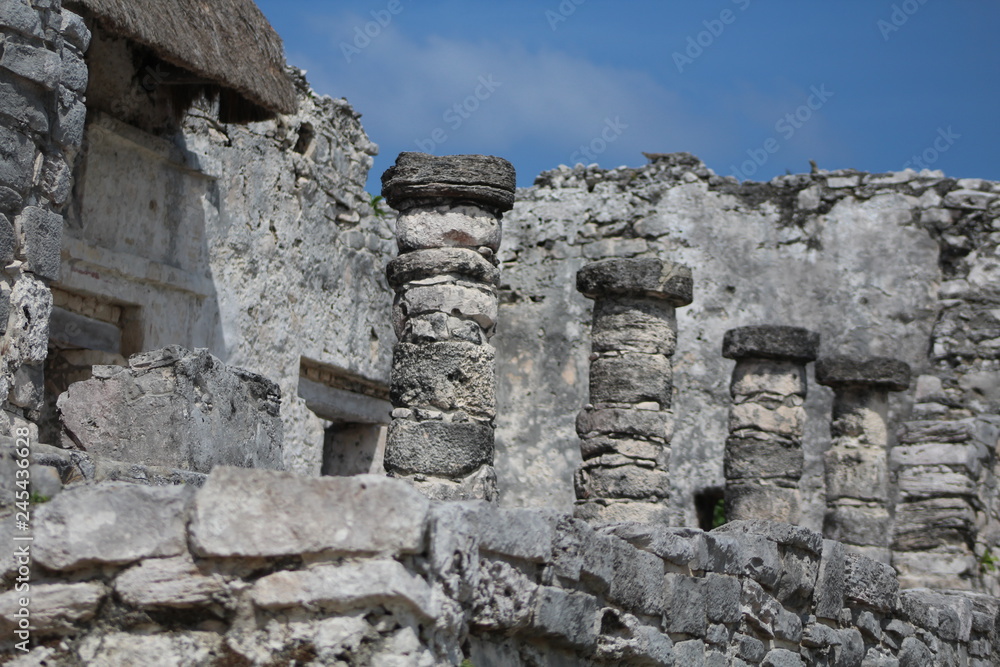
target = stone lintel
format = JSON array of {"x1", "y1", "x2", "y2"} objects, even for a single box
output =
[
  {"x1": 815, "y1": 356, "x2": 911, "y2": 392},
  {"x1": 722, "y1": 325, "x2": 820, "y2": 363},
  {"x1": 576, "y1": 258, "x2": 693, "y2": 306},
  {"x1": 381, "y1": 152, "x2": 516, "y2": 212}
]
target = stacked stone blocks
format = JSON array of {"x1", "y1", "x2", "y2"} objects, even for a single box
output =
[
  {"x1": 573, "y1": 256, "x2": 693, "y2": 524},
  {"x1": 722, "y1": 325, "x2": 820, "y2": 524},
  {"x1": 381, "y1": 152, "x2": 515, "y2": 501},
  {"x1": 0, "y1": 0, "x2": 89, "y2": 431},
  {"x1": 891, "y1": 417, "x2": 997, "y2": 590},
  {"x1": 3, "y1": 466, "x2": 997, "y2": 665},
  {"x1": 817, "y1": 356, "x2": 911, "y2": 562}
]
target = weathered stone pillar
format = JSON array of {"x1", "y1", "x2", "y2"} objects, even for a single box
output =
[
  {"x1": 722, "y1": 325, "x2": 820, "y2": 524},
  {"x1": 381, "y1": 152, "x2": 515, "y2": 502},
  {"x1": 573, "y1": 257, "x2": 693, "y2": 524},
  {"x1": 817, "y1": 356, "x2": 910, "y2": 560}
]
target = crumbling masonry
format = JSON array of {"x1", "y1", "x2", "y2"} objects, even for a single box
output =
[{"x1": 3, "y1": 0, "x2": 1000, "y2": 663}]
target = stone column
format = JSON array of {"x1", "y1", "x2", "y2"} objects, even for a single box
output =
[
  {"x1": 817, "y1": 356, "x2": 910, "y2": 561},
  {"x1": 573, "y1": 257, "x2": 693, "y2": 524},
  {"x1": 722, "y1": 325, "x2": 820, "y2": 524},
  {"x1": 381, "y1": 152, "x2": 515, "y2": 502}
]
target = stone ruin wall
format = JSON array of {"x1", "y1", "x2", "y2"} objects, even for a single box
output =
[
  {"x1": 2, "y1": 467, "x2": 999, "y2": 666},
  {"x1": 494, "y1": 156, "x2": 1000, "y2": 587},
  {"x1": 1, "y1": 0, "x2": 398, "y2": 475},
  {"x1": 0, "y1": 0, "x2": 88, "y2": 436}
]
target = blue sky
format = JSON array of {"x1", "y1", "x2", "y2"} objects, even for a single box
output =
[{"x1": 255, "y1": 0, "x2": 1000, "y2": 191}]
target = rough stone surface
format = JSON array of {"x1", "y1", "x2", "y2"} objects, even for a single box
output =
[
  {"x1": 384, "y1": 419, "x2": 494, "y2": 476},
  {"x1": 58, "y1": 346, "x2": 283, "y2": 473},
  {"x1": 33, "y1": 483, "x2": 192, "y2": 570},
  {"x1": 189, "y1": 468, "x2": 429, "y2": 558},
  {"x1": 816, "y1": 356, "x2": 912, "y2": 391},
  {"x1": 577, "y1": 256, "x2": 693, "y2": 305},
  {"x1": 723, "y1": 325, "x2": 821, "y2": 362},
  {"x1": 381, "y1": 152, "x2": 516, "y2": 211}
]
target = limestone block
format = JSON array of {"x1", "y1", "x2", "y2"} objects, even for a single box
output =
[
  {"x1": 54, "y1": 96, "x2": 86, "y2": 149},
  {"x1": 575, "y1": 462, "x2": 671, "y2": 501},
  {"x1": 729, "y1": 403, "x2": 805, "y2": 438},
  {"x1": 897, "y1": 419, "x2": 981, "y2": 444},
  {"x1": 722, "y1": 325, "x2": 820, "y2": 363},
  {"x1": 577, "y1": 256, "x2": 693, "y2": 305},
  {"x1": 734, "y1": 633, "x2": 767, "y2": 663},
  {"x1": 396, "y1": 205, "x2": 502, "y2": 252},
  {"x1": 714, "y1": 520, "x2": 823, "y2": 554},
  {"x1": 390, "y1": 341, "x2": 495, "y2": 419},
  {"x1": 704, "y1": 532, "x2": 781, "y2": 590},
  {"x1": 17, "y1": 206, "x2": 62, "y2": 281},
  {"x1": 59, "y1": 46, "x2": 87, "y2": 93},
  {"x1": 114, "y1": 554, "x2": 226, "y2": 608},
  {"x1": 762, "y1": 648, "x2": 804, "y2": 667},
  {"x1": 900, "y1": 590, "x2": 973, "y2": 643},
  {"x1": 824, "y1": 447, "x2": 888, "y2": 502},
  {"x1": 427, "y1": 501, "x2": 482, "y2": 601},
  {"x1": 576, "y1": 406, "x2": 674, "y2": 440},
  {"x1": 61, "y1": 10, "x2": 92, "y2": 51},
  {"x1": 34, "y1": 483, "x2": 192, "y2": 570},
  {"x1": 529, "y1": 586, "x2": 599, "y2": 650},
  {"x1": 479, "y1": 506, "x2": 555, "y2": 563},
  {"x1": 731, "y1": 358, "x2": 807, "y2": 398},
  {"x1": 898, "y1": 637, "x2": 933, "y2": 667},
  {"x1": 403, "y1": 464, "x2": 498, "y2": 502},
  {"x1": 0, "y1": 42, "x2": 60, "y2": 90},
  {"x1": 397, "y1": 283, "x2": 497, "y2": 332},
  {"x1": 816, "y1": 356, "x2": 911, "y2": 392},
  {"x1": 189, "y1": 468, "x2": 429, "y2": 558},
  {"x1": 252, "y1": 560, "x2": 436, "y2": 620},
  {"x1": 591, "y1": 297, "x2": 677, "y2": 355},
  {"x1": 740, "y1": 578, "x2": 782, "y2": 638},
  {"x1": 594, "y1": 610, "x2": 675, "y2": 665},
  {"x1": 663, "y1": 574, "x2": 707, "y2": 635},
  {"x1": 58, "y1": 346, "x2": 284, "y2": 473},
  {"x1": 574, "y1": 499, "x2": 671, "y2": 524},
  {"x1": 0, "y1": 123, "x2": 35, "y2": 192},
  {"x1": 0, "y1": 212, "x2": 14, "y2": 265},
  {"x1": 889, "y1": 442, "x2": 985, "y2": 476},
  {"x1": 895, "y1": 466, "x2": 977, "y2": 499},
  {"x1": 824, "y1": 503, "x2": 890, "y2": 548},
  {"x1": 0, "y1": 582, "x2": 105, "y2": 636},
  {"x1": 381, "y1": 152, "x2": 516, "y2": 212},
  {"x1": 472, "y1": 558, "x2": 537, "y2": 631},
  {"x1": 892, "y1": 497, "x2": 976, "y2": 550},
  {"x1": 386, "y1": 247, "x2": 500, "y2": 287},
  {"x1": 0, "y1": 0, "x2": 44, "y2": 38},
  {"x1": 608, "y1": 542, "x2": 665, "y2": 616},
  {"x1": 601, "y1": 522, "x2": 697, "y2": 566},
  {"x1": 725, "y1": 482, "x2": 800, "y2": 524},
  {"x1": 673, "y1": 640, "x2": 706, "y2": 666},
  {"x1": 843, "y1": 552, "x2": 898, "y2": 613},
  {"x1": 725, "y1": 436, "x2": 802, "y2": 479},
  {"x1": 76, "y1": 632, "x2": 225, "y2": 667},
  {"x1": 384, "y1": 419, "x2": 493, "y2": 477},
  {"x1": 589, "y1": 352, "x2": 672, "y2": 406},
  {"x1": 814, "y1": 539, "x2": 846, "y2": 620},
  {"x1": 705, "y1": 573, "x2": 742, "y2": 623},
  {"x1": 579, "y1": 435, "x2": 668, "y2": 465}
]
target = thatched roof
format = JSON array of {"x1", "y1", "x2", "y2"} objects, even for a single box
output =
[{"x1": 71, "y1": 0, "x2": 297, "y2": 121}]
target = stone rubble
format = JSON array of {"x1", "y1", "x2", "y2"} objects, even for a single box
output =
[
  {"x1": 573, "y1": 256, "x2": 693, "y2": 524},
  {"x1": 381, "y1": 152, "x2": 516, "y2": 501},
  {"x1": 0, "y1": 467, "x2": 996, "y2": 665}
]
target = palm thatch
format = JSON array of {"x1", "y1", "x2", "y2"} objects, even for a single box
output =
[{"x1": 71, "y1": 0, "x2": 297, "y2": 122}]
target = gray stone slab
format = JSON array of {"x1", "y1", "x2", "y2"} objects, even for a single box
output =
[
  {"x1": 843, "y1": 552, "x2": 898, "y2": 614},
  {"x1": 607, "y1": 539, "x2": 665, "y2": 616},
  {"x1": 530, "y1": 586, "x2": 599, "y2": 650},
  {"x1": 815, "y1": 356, "x2": 911, "y2": 392},
  {"x1": 725, "y1": 436, "x2": 803, "y2": 480},
  {"x1": 722, "y1": 325, "x2": 820, "y2": 362},
  {"x1": 600, "y1": 522, "x2": 696, "y2": 565},
  {"x1": 577, "y1": 257, "x2": 693, "y2": 305},
  {"x1": 49, "y1": 306, "x2": 122, "y2": 354},
  {"x1": 190, "y1": 469, "x2": 429, "y2": 558},
  {"x1": 18, "y1": 206, "x2": 62, "y2": 281},
  {"x1": 387, "y1": 247, "x2": 500, "y2": 287},
  {"x1": 478, "y1": 506, "x2": 555, "y2": 563},
  {"x1": 385, "y1": 419, "x2": 494, "y2": 477},
  {"x1": 664, "y1": 574, "x2": 707, "y2": 635},
  {"x1": 589, "y1": 352, "x2": 672, "y2": 406},
  {"x1": 592, "y1": 296, "x2": 677, "y2": 356},
  {"x1": 382, "y1": 152, "x2": 516, "y2": 211},
  {"x1": 34, "y1": 483, "x2": 192, "y2": 570}
]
